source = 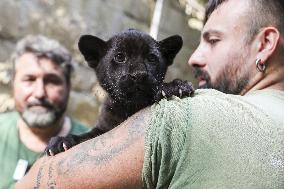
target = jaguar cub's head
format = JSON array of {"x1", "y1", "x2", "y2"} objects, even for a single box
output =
[{"x1": 78, "y1": 29, "x2": 183, "y2": 103}]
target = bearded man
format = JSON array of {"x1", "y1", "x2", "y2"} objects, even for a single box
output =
[{"x1": 0, "y1": 35, "x2": 88, "y2": 189}]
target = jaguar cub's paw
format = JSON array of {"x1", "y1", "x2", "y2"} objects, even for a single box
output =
[
  {"x1": 45, "y1": 135, "x2": 78, "y2": 156},
  {"x1": 173, "y1": 79, "x2": 195, "y2": 98},
  {"x1": 154, "y1": 79, "x2": 194, "y2": 102}
]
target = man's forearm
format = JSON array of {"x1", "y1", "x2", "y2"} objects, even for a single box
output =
[{"x1": 15, "y1": 108, "x2": 151, "y2": 189}]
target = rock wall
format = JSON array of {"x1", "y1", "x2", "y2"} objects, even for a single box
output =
[{"x1": 0, "y1": 0, "x2": 201, "y2": 127}]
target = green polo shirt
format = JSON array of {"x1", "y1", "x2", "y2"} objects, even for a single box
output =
[{"x1": 0, "y1": 112, "x2": 88, "y2": 189}]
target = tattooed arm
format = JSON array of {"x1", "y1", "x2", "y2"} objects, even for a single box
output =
[{"x1": 15, "y1": 108, "x2": 151, "y2": 189}]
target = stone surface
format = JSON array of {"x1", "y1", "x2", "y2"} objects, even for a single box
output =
[
  {"x1": 159, "y1": 0, "x2": 200, "y2": 84},
  {"x1": 0, "y1": 0, "x2": 201, "y2": 126}
]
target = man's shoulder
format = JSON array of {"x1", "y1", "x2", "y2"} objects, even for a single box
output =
[
  {"x1": 154, "y1": 89, "x2": 240, "y2": 110},
  {"x1": 189, "y1": 89, "x2": 244, "y2": 108},
  {"x1": 0, "y1": 111, "x2": 18, "y2": 138},
  {"x1": 0, "y1": 111, "x2": 18, "y2": 126},
  {"x1": 151, "y1": 89, "x2": 258, "y2": 125},
  {"x1": 188, "y1": 89, "x2": 228, "y2": 100},
  {"x1": 151, "y1": 88, "x2": 284, "y2": 128},
  {"x1": 0, "y1": 111, "x2": 18, "y2": 118}
]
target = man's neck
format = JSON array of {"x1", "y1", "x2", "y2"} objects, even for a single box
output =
[
  {"x1": 240, "y1": 64, "x2": 284, "y2": 95},
  {"x1": 17, "y1": 117, "x2": 71, "y2": 152}
]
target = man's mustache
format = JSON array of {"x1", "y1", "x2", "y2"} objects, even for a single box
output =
[
  {"x1": 192, "y1": 67, "x2": 210, "y2": 82},
  {"x1": 26, "y1": 99, "x2": 54, "y2": 110}
]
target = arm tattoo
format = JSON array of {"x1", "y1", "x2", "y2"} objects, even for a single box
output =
[
  {"x1": 34, "y1": 161, "x2": 46, "y2": 189},
  {"x1": 33, "y1": 160, "x2": 57, "y2": 189},
  {"x1": 31, "y1": 108, "x2": 150, "y2": 188},
  {"x1": 47, "y1": 160, "x2": 56, "y2": 189},
  {"x1": 57, "y1": 108, "x2": 151, "y2": 176}
]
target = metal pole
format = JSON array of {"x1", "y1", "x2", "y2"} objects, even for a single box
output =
[{"x1": 149, "y1": 0, "x2": 164, "y2": 40}]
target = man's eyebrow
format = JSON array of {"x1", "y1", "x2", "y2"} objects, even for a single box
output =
[
  {"x1": 44, "y1": 73, "x2": 65, "y2": 80},
  {"x1": 202, "y1": 29, "x2": 223, "y2": 39}
]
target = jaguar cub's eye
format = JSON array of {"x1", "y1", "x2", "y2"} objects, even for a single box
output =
[
  {"x1": 147, "y1": 53, "x2": 158, "y2": 63},
  {"x1": 114, "y1": 53, "x2": 126, "y2": 63}
]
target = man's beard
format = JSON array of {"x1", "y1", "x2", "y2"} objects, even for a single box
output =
[
  {"x1": 193, "y1": 59, "x2": 250, "y2": 95},
  {"x1": 20, "y1": 98, "x2": 66, "y2": 129}
]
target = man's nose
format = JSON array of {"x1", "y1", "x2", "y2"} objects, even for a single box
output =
[
  {"x1": 33, "y1": 80, "x2": 46, "y2": 99},
  {"x1": 188, "y1": 46, "x2": 206, "y2": 68}
]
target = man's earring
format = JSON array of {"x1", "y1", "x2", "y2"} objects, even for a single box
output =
[{"x1": 256, "y1": 58, "x2": 266, "y2": 72}]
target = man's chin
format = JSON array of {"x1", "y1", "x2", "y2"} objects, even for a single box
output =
[{"x1": 21, "y1": 110, "x2": 57, "y2": 129}]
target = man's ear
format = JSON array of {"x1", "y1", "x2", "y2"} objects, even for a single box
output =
[
  {"x1": 158, "y1": 35, "x2": 183, "y2": 65},
  {"x1": 254, "y1": 27, "x2": 280, "y2": 64},
  {"x1": 78, "y1": 35, "x2": 107, "y2": 68}
]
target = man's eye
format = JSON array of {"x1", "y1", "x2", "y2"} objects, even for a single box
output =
[
  {"x1": 22, "y1": 77, "x2": 35, "y2": 82},
  {"x1": 45, "y1": 77, "x2": 63, "y2": 85},
  {"x1": 208, "y1": 39, "x2": 219, "y2": 45},
  {"x1": 147, "y1": 53, "x2": 158, "y2": 63},
  {"x1": 114, "y1": 53, "x2": 126, "y2": 63}
]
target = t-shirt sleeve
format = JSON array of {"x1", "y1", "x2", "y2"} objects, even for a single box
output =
[{"x1": 142, "y1": 96, "x2": 192, "y2": 188}]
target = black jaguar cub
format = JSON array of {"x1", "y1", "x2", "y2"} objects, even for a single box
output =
[{"x1": 46, "y1": 29, "x2": 194, "y2": 155}]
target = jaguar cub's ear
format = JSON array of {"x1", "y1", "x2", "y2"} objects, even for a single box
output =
[
  {"x1": 158, "y1": 35, "x2": 183, "y2": 65},
  {"x1": 78, "y1": 35, "x2": 107, "y2": 68}
]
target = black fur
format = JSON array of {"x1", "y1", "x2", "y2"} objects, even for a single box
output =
[{"x1": 46, "y1": 29, "x2": 194, "y2": 155}]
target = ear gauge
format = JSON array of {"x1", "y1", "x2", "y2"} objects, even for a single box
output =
[{"x1": 256, "y1": 58, "x2": 266, "y2": 72}]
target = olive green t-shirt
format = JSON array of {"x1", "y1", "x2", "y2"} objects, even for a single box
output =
[
  {"x1": 0, "y1": 112, "x2": 88, "y2": 189},
  {"x1": 143, "y1": 89, "x2": 284, "y2": 189}
]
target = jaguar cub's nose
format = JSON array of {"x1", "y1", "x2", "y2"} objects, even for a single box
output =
[{"x1": 120, "y1": 73, "x2": 148, "y2": 87}]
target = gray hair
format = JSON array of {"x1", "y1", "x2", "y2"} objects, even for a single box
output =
[{"x1": 12, "y1": 35, "x2": 74, "y2": 84}]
